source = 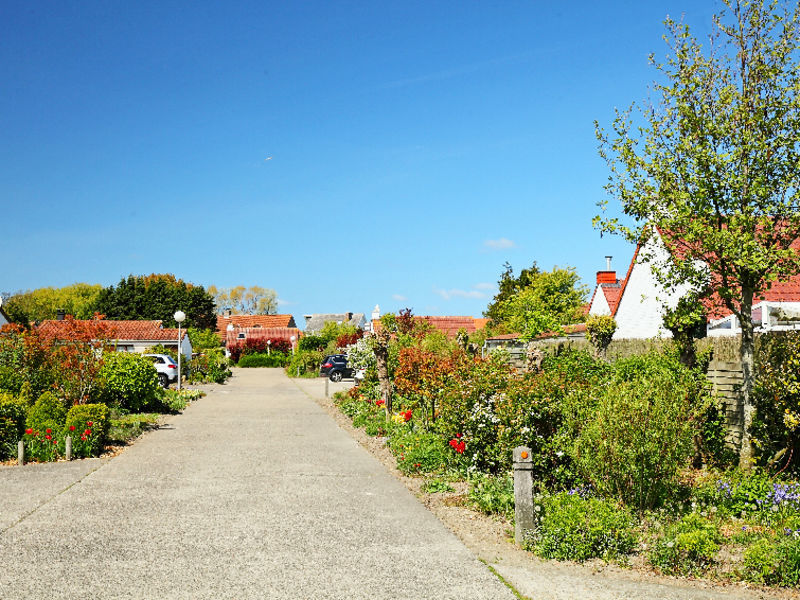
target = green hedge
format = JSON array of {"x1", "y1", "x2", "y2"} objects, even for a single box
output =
[{"x1": 238, "y1": 352, "x2": 288, "y2": 368}]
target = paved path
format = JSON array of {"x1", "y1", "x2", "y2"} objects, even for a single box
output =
[{"x1": 0, "y1": 369, "x2": 514, "y2": 600}]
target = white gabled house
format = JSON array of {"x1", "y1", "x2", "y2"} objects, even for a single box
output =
[{"x1": 588, "y1": 231, "x2": 800, "y2": 340}]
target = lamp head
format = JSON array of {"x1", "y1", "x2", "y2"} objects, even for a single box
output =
[{"x1": 174, "y1": 310, "x2": 186, "y2": 323}]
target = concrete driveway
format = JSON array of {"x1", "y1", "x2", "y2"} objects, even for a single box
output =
[{"x1": 0, "y1": 368, "x2": 514, "y2": 600}]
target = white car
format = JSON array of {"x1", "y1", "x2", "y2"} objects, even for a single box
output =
[{"x1": 143, "y1": 353, "x2": 179, "y2": 388}]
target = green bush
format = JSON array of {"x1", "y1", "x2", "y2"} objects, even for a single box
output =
[
  {"x1": 573, "y1": 352, "x2": 710, "y2": 511},
  {"x1": 649, "y1": 512, "x2": 722, "y2": 576},
  {"x1": 286, "y1": 349, "x2": 323, "y2": 377},
  {"x1": 693, "y1": 471, "x2": 780, "y2": 520},
  {"x1": 388, "y1": 430, "x2": 449, "y2": 475},
  {"x1": 237, "y1": 352, "x2": 288, "y2": 368},
  {"x1": 468, "y1": 473, "x2": 515, "y2": 520},
  {"x1": 64, "y1": 404, "x2": 109, "y2": 458},
  {"x1": 0, "y1": 393, "x2": 27, "y2": 459},
  {"x1": 188, "y1": 348, "x2": 231, "y2": 383},
  {"x1": 742, "y1": 535, "x2": 800, "y2": 586},
  {"x1": 98, "y1": 352, "x2": 159, "y2": 412},
  {"x1": 530, "y1": 492, "x2": 636, "y2": 562},
  {"x1": 26, "y1": 391, "x2": 67, "y2": 434}
]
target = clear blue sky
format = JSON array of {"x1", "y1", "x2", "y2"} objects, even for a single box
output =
[{"x1": 1, "y1": 1, "x2": 718, "y2": 327}]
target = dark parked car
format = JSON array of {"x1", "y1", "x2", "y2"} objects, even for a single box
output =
[{"x1": 320, "y1": 354, "x2": 353, "y2": 382}]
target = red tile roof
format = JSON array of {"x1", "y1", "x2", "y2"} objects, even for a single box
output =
[
  {"x1": 38, "y1": 319, "x2": 187, "y2": 342},
  {"x1": 371, "y1": 316, "x2": 488, "y2": 339},
  {"x1": 225, "y1": 327, "x2": 302, "y2": 346},
  {"x1": 216, "y1": 314, "x2": 298, "y2": 341}
]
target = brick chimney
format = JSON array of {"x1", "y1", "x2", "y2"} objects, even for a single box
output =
[{"x1": 596, "y1": 256, "x2": 616, "y2": 285}]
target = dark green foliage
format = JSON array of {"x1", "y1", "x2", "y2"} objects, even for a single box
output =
[
  {"x1": 64, "y1": 404, "x2": 109, "y2": 457},
  {"x1": 94, "y1": 274, "x2": 217, "y2": 329},
  {"x1": 237, "y1": 352, "x2": 288, "y2": 368},
  {"x1": 529, "y1": 492, "x2": 636, "y2": 562},
  {"x1": 649, "y1": 512, "x2": 722, "y2": 575},
  {"x1": 26, "y1": 392, "x2": 67, "y2": 434},
  {"x1": 0, "y1": 393, "x2": 27, "y2": 459},
  {"x1": 97, "y1": 352, "x2": 159, "y2": 412},
  {"x1": 484, "y1": 261, "x2": 540, "y2": 326}
]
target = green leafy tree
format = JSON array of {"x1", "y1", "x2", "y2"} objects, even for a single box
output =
[
  {"x1": 489, "y1": 266, "x2": 587, "y2": 340},
  {"x1": 94, "y1": 274, "x2": 216, "y2": 329},
  {"x1": 1, "y1": 284, "x2": 102, "y2": 324},
  {"x1": 484, "y1": 262, "x2": 540, "y2": 325},
  {"x1": 595, "y1": 0, "x2": 800, "y2": 467},
  {"x1": 207, "y1": 285, "x2": 278, "y2": 315}
]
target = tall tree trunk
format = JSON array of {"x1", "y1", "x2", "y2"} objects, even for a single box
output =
[
  {"x1": 739, "y1": 288, "x2": 755, "y2": 470},
  {"x1": 374, "y1": 341, "x2": 392, "y2": 415}
]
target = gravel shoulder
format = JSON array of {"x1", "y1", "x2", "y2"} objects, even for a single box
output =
[{"x1": 292, "y1": 376, "x2": 800, "y2": 600}]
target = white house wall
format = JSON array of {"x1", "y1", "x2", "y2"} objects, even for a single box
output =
[
  {"x1": 588, "y1": 287, "x2": 611, "y2": 316},
  {"x1": 614, "y1": 236, "x2": 692, "y2": 340}
]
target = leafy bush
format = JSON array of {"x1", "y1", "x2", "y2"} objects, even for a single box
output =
[
  {"x1": 389, "y1": 430, "x2": 449, "y2": 475},
  {"x1": 649, "y1": 512, "x2": 722, "y2": 575},
  {"x1": 98, "y1": 352, "x2": 159, "y2": 412},
  {"x1": 188, "y1": 348, "x2": 231, "y2": 383},
  {"x1": 286, "y1": 349, "x2": 323, "y2": 377},
  {"x1": 742, "y1": 534, "x2": 800, "y2": 587},
  {"x1": 530, "y1": 492, "x2": 636, "y2": 562},
  {"x1": 573, "y1": 352, "x2": 711, "y2": 511},
  {"x1": 64, "y1": 404, "x2": 109, "y2": 457},
  {"x1": 26, "y1": 391, "x2": 67, "y2": 434},
  {"x1": 187, "y1": 327, "x2": 221, "y2": 350},
  {"x1": 468, "y1": 473, "x2": 515, "y2": 519},
  {"x1": 0, "y1": 393, "x2": 27, "y2": 459},
  {"x1": 237, "y1": 352, "x2": 288, "y2": 368}
]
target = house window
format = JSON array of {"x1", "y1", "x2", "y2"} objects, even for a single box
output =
[{"x1": 237, "y1": 333, "x2": 246, "y2": 339}]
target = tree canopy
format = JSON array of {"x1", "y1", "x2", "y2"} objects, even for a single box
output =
[
  {"x1": 1, "y1": 284, "x2": 102, "y2": 324},
  {"x1": 94, "y1": 274, "x2": 217, "y2": 329},
  {"x1": 207, "y1": 285, "x2": 278, "y2": 315},
  {"x1": 485, "y1": 263, "x2": 588, "y2": 339},
  {"x1": 595, "y1": 0, "x2": 800, "y2": 466}
]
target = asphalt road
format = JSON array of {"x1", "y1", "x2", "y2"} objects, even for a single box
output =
[{"x1": 0, "y1": 369, "x2": 515, "y2": 600}]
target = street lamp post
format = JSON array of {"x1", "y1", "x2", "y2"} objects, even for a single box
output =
[
  {"x1": 174, "y1": 310, "x2": 186, "y2": 390},
  {"x1": 267, "y1": 339, "x2": 272, "y2": 355},
  {"x1": 290, "y1": 335, "x2": 296, "y2": 354}
]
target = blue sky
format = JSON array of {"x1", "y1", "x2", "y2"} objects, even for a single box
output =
[{"x1": 1, "y1": 1, "x2": 719, "y2": 327}]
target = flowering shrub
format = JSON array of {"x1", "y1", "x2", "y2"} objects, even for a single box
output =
[
  {"x1": 0, "y1": 324, "x2": 55, "y2": 398},
  {"x1": 64, "y1": 404, "x2": 108, "y2": 457}
]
